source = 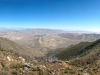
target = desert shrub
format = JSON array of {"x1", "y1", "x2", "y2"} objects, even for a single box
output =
[
  {"x1": 69, "y1": 70, "x2": 75, "y2": 74},
  {"x1": 32, "y1": 67, "x2": 38, "y2": 71},
  {"x1": 65, "y1": 67, "x2": 72, "y2": 70},
  {"x1": 4, "y1": 67, "x2": 9, "y2": 71},
  {"x1": 10, "y1": 62, "x2": 23, "y2": 70},
  {"x1": 69, "y1": 60, "x2": 77, "y2": 66},
  {"x1": 17, "y1": 63, "x2": 23, "y2": 69},
  {"x1": 3, "y1": 72, "x2": 8, "y2": 75},
  {"x1": 64, "y1": 69, "x2": 68, "y2": 73},
  {"x1": 78, "y1": 73, "x2": 82, "y2": 75},
  {"x1": 11, "y1": 71, "x2": 17, "y2": 75},
  {"x1": 88, "y1": 71, "x2": 94, "y2": 75},
  {"x1": 3, "y1": 52, "x2": 8, "y2": 56},
  {"x1": 64, "y1": 67, "x2": 75, "y2": 74},
  {"x1": 1, "y1": 61, "x2": 5, "y2": 68},
  {"x1": 39, "y1": 70, "x2": 44, "y2": 75},
  {"x1": 48, "y1": 69, "x2": 53, "y2": 73},
  {"x1": 97, "y1": 64, "x2": 100, "y2": 68},
  {"x1": 83, "y1": 66, "x2": 88, "y2": 70},
  {"x1": 60, "y1": 72, "x2": 63, "y2": 75}
]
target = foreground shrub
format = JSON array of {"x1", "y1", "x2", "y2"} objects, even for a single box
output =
[{"x1": 39, "y1": 70, "x2": 44, "y2": 75}]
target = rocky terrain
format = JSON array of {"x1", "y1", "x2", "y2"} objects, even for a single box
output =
[{"x1": 0, "y1": 39, "x2": 100, "y2": 75}]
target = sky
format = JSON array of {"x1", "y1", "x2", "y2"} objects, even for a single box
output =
[{"x1": 0, "y1": 0, "x2": 100, "y2": 32}]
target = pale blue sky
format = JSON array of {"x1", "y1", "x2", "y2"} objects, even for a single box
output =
[{"x1": 0, "y1": 0, "x2": 100, "y2": 32}]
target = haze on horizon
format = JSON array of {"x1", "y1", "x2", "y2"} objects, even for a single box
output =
[{"x1": 0, "y1": 0, "x2": 100, "y2": 32}]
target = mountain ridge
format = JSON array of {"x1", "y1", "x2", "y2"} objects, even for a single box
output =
[{"x1": 55, "y1": 39, "x2": 100, "y2": 61}]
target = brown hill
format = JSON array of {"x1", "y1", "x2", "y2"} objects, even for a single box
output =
[{"x1": 0, "y1": 37, "x2": 43, "y2": 58}]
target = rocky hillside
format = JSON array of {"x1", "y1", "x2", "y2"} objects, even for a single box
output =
[
  {"x1": 0, "y1": 37, "x2": 44, "y2": 57},
  {"x1": 0, "y1": 43, "x2": 47, "y2": 75},
  {"x1": 0, "y1": 48, "x2": 100, "y2": 75}
]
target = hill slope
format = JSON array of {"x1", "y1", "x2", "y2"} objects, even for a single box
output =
[
  {"x1": 55, "y1": 39, "x2": 100, "y2": 61},
  {"x1": 0, "y1": 37, "x2": 43, "y2": 58},
  {"x1": 55, "y1": 42, "x2": 92, "y2": 60}
]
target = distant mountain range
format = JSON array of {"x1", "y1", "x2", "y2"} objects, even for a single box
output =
[{"x1": 58, "y1": 33, "x2": 100, "y2": 41}]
